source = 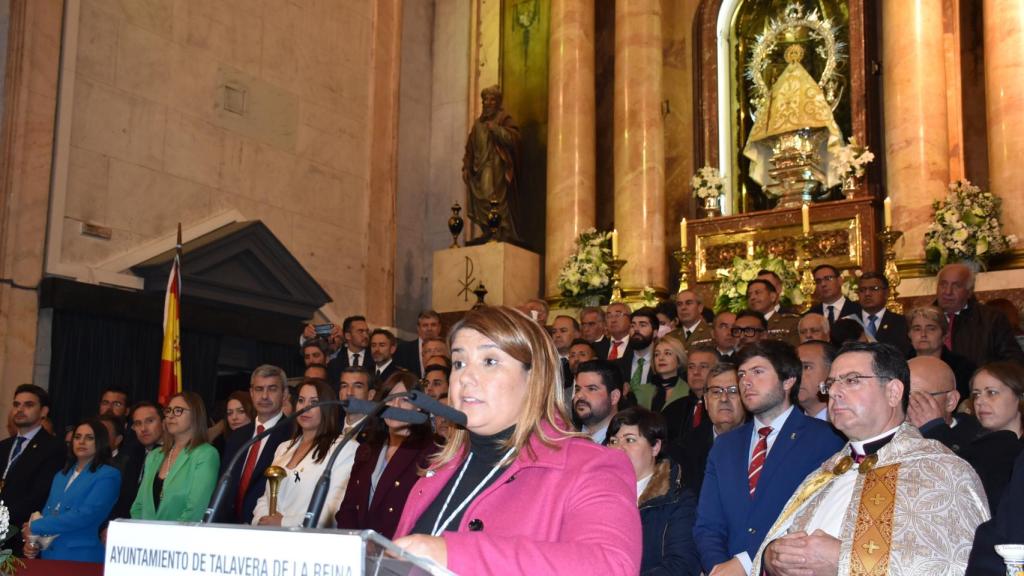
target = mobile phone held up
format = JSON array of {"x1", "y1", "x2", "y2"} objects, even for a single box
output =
[{"x1": 314, "y1": 323, "x2": 334, "y2": 337}]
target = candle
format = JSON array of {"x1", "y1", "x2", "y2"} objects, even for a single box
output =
[
  {"x1": 884, "y1": 196, "x2": 892, "y2": 228},
  {"x1": 801, "y1": 203, "x2": 810, "y2": 234},
  {"x1": 611, "y1": 229, "x2": 619, "y2": 258},
  {"x1": 680, "y1": 218, "x2": 687, "y2": 250}
]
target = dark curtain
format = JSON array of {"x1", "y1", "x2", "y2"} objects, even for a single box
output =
[
  {"x1": 254, "y1": 340, "x2": 304, "y2": 379},
  {"x1": 48, "y1": 310, "x2": 222, "y2": 431}
]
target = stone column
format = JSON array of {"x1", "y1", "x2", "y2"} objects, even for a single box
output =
[
  {"x1": 983, "y1": 0, "x2": 1024, "y2": 239},
  {"x1": 545, "y1": 0, "x2": 596, "y2": 298},
  {"x1": 882, "y1": 0, "x2": 950, "y2": 260},
  {"x1": 613, "y1": 0, "x2": 666, "y2": 292}
]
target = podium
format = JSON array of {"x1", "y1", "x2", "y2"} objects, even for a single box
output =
[{"x1": 104, "y1": 520, "x2": 453, "y2": 575}]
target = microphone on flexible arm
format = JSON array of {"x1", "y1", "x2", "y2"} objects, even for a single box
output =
[
  {"x1": 405, "y1": 390, "x2": 468, "y2": 427},
  {"x1": 202, "y1": 398, "x2": 426, "y2": 524}
]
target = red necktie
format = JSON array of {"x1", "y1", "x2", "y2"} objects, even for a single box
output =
[
  {"x1": 944, "y1": 313, "x2": 956, "y2": 350},
  {"x1": 236, "y1": 424, "x2": 265, "y2": 518},
  {"x1": 691, "y1": 400, "x2": 703, "y2": 428},
  {"x1": 851, "y1": 447, "x2": 866, "y2": 464},
  {"x1": 747, "y1": 426, "x2": 773, "y2": 496},
  {"x1": 608, "y1": 340, "x2": 623, "y2": 360}
]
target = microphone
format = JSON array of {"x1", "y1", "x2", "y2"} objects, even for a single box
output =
[
  {"x1": 406, "y1": 390, "x2": 468, "y2": 427},
  {"x1": 301, "y1": 391, "x2": 420, "y2": 527},
  {"x1": 202, "y1": 398, "x2": 425, "y2": 524}
]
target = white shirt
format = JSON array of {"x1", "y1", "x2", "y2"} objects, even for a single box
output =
[
  {"x1": 764, "y1": 304, "x2": 781, "y2": 321},
  {"x1": 375, "y1": 359, "x2": 393, "y2": 376},
  {"x1": 683, "y1": 320, "x2": 703, "y2": 338},
  {"x1": 608, "y1": 338, "x2": 628, "y2": 360},
  {"x1": 250, "y1": 436, "x2": 358, "y2": 528},
  {"x1": 583, "y1": 424, "x2": 609, "y2": 445},
  {"x1": 823, "y1": 296, "x2": 848, "y2": 320},
  {"x1": 250, "y1": 412, "x2": 285, "y2": 462},
  {"x1": 347, "y1": 349, "x2": 366, "y2": 367},
  {"x1": 814, "y1": 406, "x2": 829, "y2": 421},
  {"x1": 861, "y1": 309, "x2": 887, "y2": 326},
  {"x1": 636, "y1": 473, "x2": 653, "y2": 503}
]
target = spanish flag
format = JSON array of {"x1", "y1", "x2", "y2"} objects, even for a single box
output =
[{"x1": 158, "y1": 225, "x2": 183, "y2": 405}]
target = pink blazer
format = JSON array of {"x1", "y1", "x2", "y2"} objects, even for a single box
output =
[{"x1": 395, "y1": 426, "x2": 642, "y2": 575}]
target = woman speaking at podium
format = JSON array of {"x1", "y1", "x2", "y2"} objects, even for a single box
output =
[{"x1": 394, "y1": 306, "x2": 641, "y2": 574}]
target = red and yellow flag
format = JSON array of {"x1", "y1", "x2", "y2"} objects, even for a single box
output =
[{"x1": 158, "y1": 225, "x2": 183, "y2": 405}]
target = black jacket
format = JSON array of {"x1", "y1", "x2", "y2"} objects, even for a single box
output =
[
  {"x1": 945, "y1": 298, "x2": 1024, "y2": 366},
  {"x1": 968, "y1": 449, "x2": 1024, "y2": 575},
  {"x1": 638, "y1": 460, "x2": 701, "y2": 576},
  {"x1": 218, "y1": 417, "x2": 294, "y2": 523},
  {"x1": 0, "y1": 429, "x2": 65, "y2": 551}
]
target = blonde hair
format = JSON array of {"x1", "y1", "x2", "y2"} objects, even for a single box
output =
[
  {"x1": 429, "y1": 306, "x2": 579, "y2": 469},
  {"x1": 654, "y1": 335, "x2": 687, "y2": 375}
]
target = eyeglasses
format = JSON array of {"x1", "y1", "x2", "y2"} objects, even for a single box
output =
[
  {"x1": 164, "y1": 406, "x2": 191, "y2": 417},
  {"x1": 706, "y1": 386, "x2": 739, "y2": 399},
  {"x1": 814, "y1": 275, "x2": 837, "y2": 284},
  {"x1": 819, "y1": 373, "x2": 884, "y2": 395},
  {"x1": 857, "y1": 285, "x2": 884, "y2": 293},
  {"x1": 731, "y1": 326, "x2": 766, "y2": 337}
]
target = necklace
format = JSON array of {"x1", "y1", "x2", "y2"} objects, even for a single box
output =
[{"x1": 430, "y1": 448, "x2": 514, "y2": 536}]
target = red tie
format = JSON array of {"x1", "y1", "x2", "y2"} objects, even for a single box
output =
[
  {"x1": 691, "y1": 400, "x2": 703, "y2": 428},
  {"x1": 236, "y1": 424, "x2": 265, "y2": 518},
  {"x1": 748, "y1": 426, "x2": 773, "y2": 496},
  {"x1": 852, "y1": 447, "x2": 866, "y2": 464},
  {"x1": 608, "y1": 340, "x2": 623, "y2": 360},
  {"x1": 944, "y1": 313, "x2": 956, "y2": 350}
]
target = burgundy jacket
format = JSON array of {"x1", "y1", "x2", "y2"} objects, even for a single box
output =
[
  {"x1": 335, "y1": 433, "x2": 436, "y2": 539},
  {"x1": 395, "y1": 424, "x2": 641, "y2": 575}
]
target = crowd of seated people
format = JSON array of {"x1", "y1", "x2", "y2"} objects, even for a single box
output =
[{"x1": 2, "y1": 261, "x2": 1023, "y2": 574}]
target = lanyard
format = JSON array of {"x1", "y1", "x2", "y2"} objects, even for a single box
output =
[{"x1": 430, "y1": 448, "x2": 514, "y2": 536}]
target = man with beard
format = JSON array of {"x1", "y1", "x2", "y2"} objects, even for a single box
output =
[
  {"x1": 462, "y1": 84, "x2": 520, "y2": 242},
  {"x1": 573, "y1": 360, "x2": 624, "y2": 444},
  {"x1": 694, "y1": 341, "x2": 843, "y2": 575},
  {"x1": 616, "y1": 307, "x2": 658, "y2": 409}
]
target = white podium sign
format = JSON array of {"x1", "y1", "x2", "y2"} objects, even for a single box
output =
[{"x1": 105, "y1": 520, "x2": 363, "y2": 576}]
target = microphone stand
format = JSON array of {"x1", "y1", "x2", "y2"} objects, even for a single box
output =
[
  {"x1": 301, "y1": 392, "x2": 414, "y2": 528},
  {"x1": 202, "y1": 397, "x2": 423, "y2": 524}
]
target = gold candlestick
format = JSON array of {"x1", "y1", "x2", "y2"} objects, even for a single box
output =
[
  {"x1": 264, "y1": 465, "x2": 287, "y2": 516},
  {"x1": 672, "y1": 249, "x2": 692, "y2": 292},
  {"x1": 877, "y1": 226, "x2": 904, "y2": 313},
  {"x1": 608, "y1": 259, "x2": 626, "y2": 303},
  {"x1": 797, "y1": 233, "x2": 816, "y2": 313}
]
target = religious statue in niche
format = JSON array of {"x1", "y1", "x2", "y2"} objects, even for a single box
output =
[
  {"x1": 463, "y1": 85, "x2": 521, "y2": 243},
  {"x1": 743, "y1": 4, "x2": 845, "y2": 209}
]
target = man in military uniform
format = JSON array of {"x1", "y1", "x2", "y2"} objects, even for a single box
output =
[{"x1": 746, "y1": 279, "x2": 799, "y2": 347}]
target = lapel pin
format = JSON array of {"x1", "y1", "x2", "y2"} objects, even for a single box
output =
[{"x1": 790, "y1": 433, "x2": 797, "y2": 440}]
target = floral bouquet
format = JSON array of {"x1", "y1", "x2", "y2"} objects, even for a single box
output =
[
  {"x1": 557, "y1": 229, "x2": 612, "y2": 307},
  {"x1": 840, "y1": 268, "x2": 862, "y2": 302},
  {"x1": 691, "y1": 166, "x2": 725, "y2": 199},
  {"x1": 923, "y1": 180, "x2": 1017, "y2": 272},
  {"x1": 831, "y1": 137, "x2": 875, "y2": 181},
  {"x1": 0, "y1": 501, "x2": 23, "y2": 575},
  {"x1": 714, "y1": 252, "x2": 803, "y2": 313}
]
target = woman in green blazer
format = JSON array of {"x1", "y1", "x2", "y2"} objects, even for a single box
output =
[{"x1": 131, "y1": 391, "x2": 219, "y2": 522}]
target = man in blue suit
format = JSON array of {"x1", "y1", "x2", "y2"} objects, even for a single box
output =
[{"x1": 694, "y1": 340, "x2": 844, "y2": 575}]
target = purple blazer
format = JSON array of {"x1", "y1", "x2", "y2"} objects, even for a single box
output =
[
  {"x1": 335, "y1": 434, "x2": 436, "y2": 539},
  {"x1": 395, "y1": 424, "x2": 642, "y2": 575}
]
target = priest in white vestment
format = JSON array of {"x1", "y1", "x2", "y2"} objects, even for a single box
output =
[{"x1": 754, "y1": 342, "x2": 989, "y2": 576}]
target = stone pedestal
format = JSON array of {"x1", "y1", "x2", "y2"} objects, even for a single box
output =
[{"x1": 432, "y1": 243, "x2": 541, "y2": 313}]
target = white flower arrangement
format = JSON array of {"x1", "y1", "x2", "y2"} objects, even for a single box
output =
[
  {"x1": 831, "y1": 137, "x2": 874, "y2": 180},
  {"x1": 924, "y1": 180, "x2": 1017, "y2": 272},
  {"x1": 557, "y1": 229, "x2": 612, "y2": 307},
  {"x1": 0, "y1": 501, "x2": 23, "y2": 574},
  {"x1": 639, "y1": 286, "x2": 659, "y2": 308},
  {"x1": 691, "y1": 166, "x2": 725, "y2": 200},
  {"x1": 714, "y1": 252, "x2": 803, "y2": 313},
  {"x1": 840, "y1": 268, "x2": 862, "y2": 302}
]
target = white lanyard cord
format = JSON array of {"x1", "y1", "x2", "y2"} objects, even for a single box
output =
[{"x1": 430, "y1": 448, "x2": 514, "y2": 536}]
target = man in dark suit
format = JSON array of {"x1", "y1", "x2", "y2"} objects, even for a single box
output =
[
  {"x1": 675, "y1": 362, "x2": 747, "y2": 494},
  {"x1": 327, "y1": 316, "x2": 375, "y2": 384},
  {"x1": 936, "y1": 263, "x2": 1024, "y2": 366},
  {"x1": 693, "y1": 341, "x2": 844, "y2": 575},
  {"x1": 220, "y1": 365, "x2": 294, "y2": 523},
  {"x1": 664, "y1": 345, "x2": 718, "y2": 448},
  {"x1": 968, "y1": 450, "x2": 1024, "y2": 575},
  {"x1": 107, "y1": 401, "x2": 163, "y2": 524},
  {"x1": 394, "y1": 310, "x2": 442, "y2": 376},
  {"x1": 579, "y1": 307, "x2": 610, "y2": 359},
  {"x1": 614, "y1": 307, "x2": 658, "y2": 407},
  {"x1": 369, "y1": 328, "x2": 400, "y2": 384},
  {"x1": 909, "y1": 356, "x2": 1022, "y2": 511},
  {"x1": 808, "y1": 264, "x2": 861, "y2": 325},
  {"x1": 856, "y1": 271, "x2": 912, "y2": 357},
  {"x1": 0, "y1": 384, "x2": 65, "y2": 553}
]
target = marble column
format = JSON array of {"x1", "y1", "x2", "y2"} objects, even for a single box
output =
[
  {"x1": 983, "y1": 0, "x2": 1024, "y2": 240},
  {"x1": 545, "y1": 0, "x2": 596, "y2": 298},
  {"x1": 613, "y1": 0, "x2": 666, "y2": 292},
  {"x1": 882, "y1": 0, "x2": 950, "y2": 260}
]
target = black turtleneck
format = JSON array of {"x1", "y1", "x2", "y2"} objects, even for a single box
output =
[{"x1": 411, "y1": 426, "x2": 515, "y2": 535}]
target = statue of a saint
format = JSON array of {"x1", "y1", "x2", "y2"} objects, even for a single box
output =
[{"x1": 462, "y1": 85, "x2": 520, "y2": 242}]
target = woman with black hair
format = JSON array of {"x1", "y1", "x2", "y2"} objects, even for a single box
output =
[
  {"x1": 22, "y1": 418, "x2": 122, "y2": 563},
  {"x1": 606, "y1": 407, "x2": 700, "y2": 576},
  {"x1": 335, "y1": 371, "x2": 436, "y2": 539},
  {"x1": 252, "y1": 379, "x2": 356, "y2": 527}
]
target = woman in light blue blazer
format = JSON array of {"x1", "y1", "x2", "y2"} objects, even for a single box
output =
[
  {"x1": 131, "y1": 391, "x2": 219, "y2": 522},
  {"x1": 23, "y1": 418, "x2": 122, "y2": 563}
]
